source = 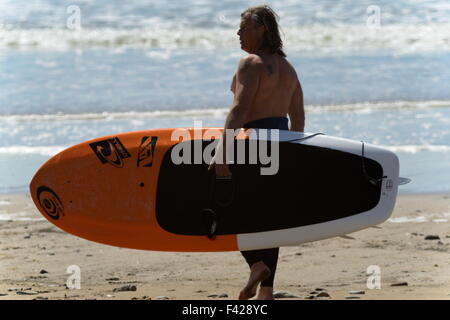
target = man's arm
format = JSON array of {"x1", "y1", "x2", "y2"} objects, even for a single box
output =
[
  {"x1": 224, "y1": 55, "x2": 261, "y2": 130},
  {"x1": 209, "y1": 56, "x2": 261, "y2": 174},
  {"x1": 288, "y1": 79, "x2": 305, "y2": 132}
]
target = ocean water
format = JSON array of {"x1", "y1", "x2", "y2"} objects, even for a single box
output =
[{"x1": 1, "y1": 0, "x2": 450, "y2": 197}]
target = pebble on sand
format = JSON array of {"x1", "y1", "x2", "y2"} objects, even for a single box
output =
[
  {"x1": 207, "y1": 293, "x2": 228, "y2": 298},
  {"x1": 316, "y1": 292, "x2": 330, "y2": 298},
  {"x1": 16, "y1": 291, "x2": 38, "y2": 295},
  {"x1": 390, "y1": 282, "x2": 408, "y2": 287},
  {"x1": 349, "y1": 291, "x2": 365, "y2": 295},
  {"x1": 424, "y1": 235, "x2": 440, "y2": 240},
  {"x1": 106, "y1": 277, "x2": 120, "y2": 281},
  {"x1": 273, "y1": 291, "x2": 301, "y2": 298},
  {"x1": 112, "y1": 285, "x2": 137, "y2": 292}
]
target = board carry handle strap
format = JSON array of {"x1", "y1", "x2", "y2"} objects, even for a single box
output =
[
  {"x1": 201, "y1": 168, "x2": 236, "y2": 239},
  {"x1": 360, "y1": 141, "x2": 387, "y2": 185},
  {"x1": 200, "y1": 208, "x2": 217, "y2": 239},
  {"x1": 200, "y1": 170, "x2": 217, "y2": 239}
]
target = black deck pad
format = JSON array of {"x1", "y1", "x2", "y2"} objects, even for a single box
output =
[{"x1": 156, "y1": 140, "x2": 383, "y2": 236}]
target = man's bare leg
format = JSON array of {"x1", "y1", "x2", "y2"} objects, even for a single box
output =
[
  {"x1": 238, "y1": 261, "x2": 271, "y2": 300},
  {"x1": 256, "y1": 286, "x2": 274, "y2": 300}
]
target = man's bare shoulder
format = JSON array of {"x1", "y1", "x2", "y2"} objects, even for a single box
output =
[
  {"x1": 281, "y1": 57, "x2": 297, "y2": 73},
  {"x1": 238, "y1": 55, "x2": 264, "y2": 71}
]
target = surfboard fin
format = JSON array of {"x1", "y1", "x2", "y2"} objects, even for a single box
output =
[{"x1": 398, "y1": 177, "x2": 411, "y2": 185}]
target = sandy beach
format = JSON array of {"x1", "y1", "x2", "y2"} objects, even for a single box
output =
[{"x1": 1, "y1": 192, "x2": 449, "y2": 300}]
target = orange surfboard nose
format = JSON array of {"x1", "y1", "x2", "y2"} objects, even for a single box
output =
[{"x1": 30, "y1": 129, "x2": 238, "y2": 252}]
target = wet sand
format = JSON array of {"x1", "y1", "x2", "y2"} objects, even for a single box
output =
[{"x1": 1, "y1": 193, "x2": 449, "y2": 300}]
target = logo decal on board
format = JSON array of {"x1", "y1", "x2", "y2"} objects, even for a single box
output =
[
  {"x1": 89, "y1": 137, "x2": 131, "y2": 168},
  {"x1": 36, "y1": 186, "x2": 64, "y2": 220},
  {"x1": 386, "y1": 179, "x2": 394, "y2": 191},
  {"x1": 137, "y1": 136, "x2": 158, "y2": 167}
]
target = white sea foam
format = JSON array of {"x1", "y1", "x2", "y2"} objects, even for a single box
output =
[
  {"x1": 0, "y1": 211, "x2": 44, "y2": 221},
  {"x1": 309, "y1": 100, "x2": 450, "y2": 113},
  {"x1": 0, "y1": 146, "x2": 66, "y2": 156},
  {"x1": 1, "y1": 24, "x2": 449, "y2": 53},
  {"x1": 0, "y1": 100, "x2": 448, "y2": 157},
  {"x1": 381, "y1": 145, "x2": 450, "y2": 153},
  {"x1": 0, "y1": 109, "x2": 229, "y2": 122},
  {"x1": 432, "y1": 219, "x2": 449, "y2": 223},
  {"x1": 1, "y1": 100, "x2": 449, "y2": 123},
  {"x1": 388, "y1": 212, "x2": 450, "y2": 223},
  {"x1": 388, "y1": 216, "x2": 429, "y2": 223}
]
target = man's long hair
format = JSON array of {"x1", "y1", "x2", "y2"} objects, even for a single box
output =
[{"x1": 241, "y1": 5, "x2": 286, "y2": 57}]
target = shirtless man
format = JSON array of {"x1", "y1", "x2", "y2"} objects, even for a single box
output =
[{"x1": 209, "y1": 5, "x2": 305, "y2": 300}]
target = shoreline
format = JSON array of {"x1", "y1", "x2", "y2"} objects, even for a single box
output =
[{"x1": 1, "y1": 192, "x2": 449, "y2": 300}]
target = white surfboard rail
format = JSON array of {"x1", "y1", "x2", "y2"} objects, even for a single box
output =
[{"x1": 237, "y1": 130, "x2": 400, "y2": 251}]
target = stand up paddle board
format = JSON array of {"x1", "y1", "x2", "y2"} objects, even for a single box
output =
[{"x1": 30, "y1": 128, "x2": 400, "y2": 252}]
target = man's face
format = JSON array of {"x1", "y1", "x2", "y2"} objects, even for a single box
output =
[{"x1": 237, "y1": 13, "x2": 264, "y2": 53}]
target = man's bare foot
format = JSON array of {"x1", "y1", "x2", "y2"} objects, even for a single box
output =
[
  {"x1": 238, "y1": 261, "x2": 270, "y2": 300},
  {"x1": 256, "y1": 286, "x2": 274, "y2": 300}
]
